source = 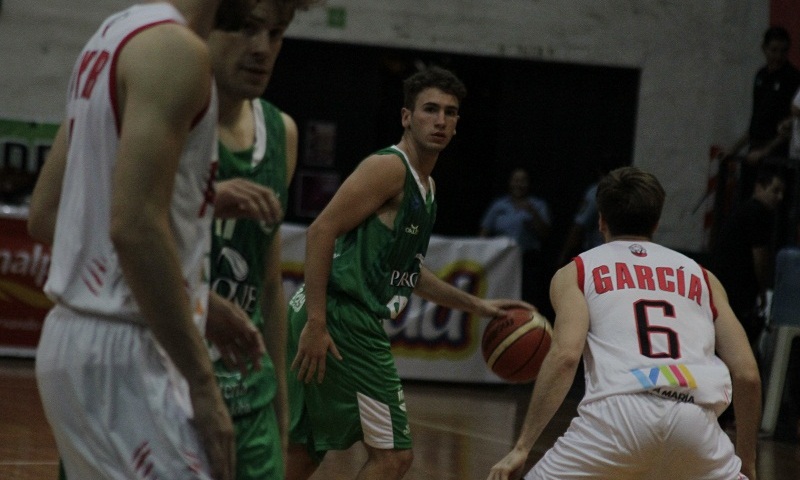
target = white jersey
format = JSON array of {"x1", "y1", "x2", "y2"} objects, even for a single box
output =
[
  {"x1": 575, "y1": 241, "x2": 732, "y2": 415},
  {"x1": 44, "y1": 3, "x2": 217, "y2": 330}
]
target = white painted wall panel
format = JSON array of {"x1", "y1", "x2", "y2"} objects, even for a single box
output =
[{"x1": 0, "y1": 0, "x2": 771, "y2": 250}]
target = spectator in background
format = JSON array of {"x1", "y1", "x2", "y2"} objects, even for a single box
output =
[
  {"x1": 710, "y1": 166, "x2": 784, "y2": 433},
  {"x1": 723, "y1": 26, "x2": 800, "y2": 199},
  {"x1": 557, "y1": 165, "x2": 610, "y2": 266},
  {"x1": 709, "y1": 166, "x2": 785, "y2": 348},
  {"x1": 480, "y1": 167, "x2": 552, "y2": 311}
]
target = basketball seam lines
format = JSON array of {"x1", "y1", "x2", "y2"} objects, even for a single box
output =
[{"x1": 486, "y1": 315, "x2": 546, "y2": 368}]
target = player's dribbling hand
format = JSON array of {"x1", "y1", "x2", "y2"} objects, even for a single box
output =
[
  {"x1": 481, "y1": 299, "x2": 536, "y2": 319},
  {"x1": 190, "y1": 386, "x2": 236, "y2": 480},
  {"x1": 291, "y1": 319, "x2": 342, "y2": 384},
  {"x1": 487, "y1": 448, "x2": 527, "y2": 480},
  {"x1": 214, "y1": 178, "x2": 283, "y2": 225}
]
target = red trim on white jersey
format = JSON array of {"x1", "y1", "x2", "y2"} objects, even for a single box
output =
[
  {"x1": 701, "y1": 267, "x2": 718, "y2": 320},
  {"x1": 574, "y1": 255, "x2": 586, "y2": 294}
]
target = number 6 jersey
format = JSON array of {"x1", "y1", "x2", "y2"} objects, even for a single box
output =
[{"x1": 575, "y1": 241, "x2": 732, "y2": 415}]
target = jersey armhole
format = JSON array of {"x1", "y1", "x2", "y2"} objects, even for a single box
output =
[
  {"x1": 700, "y1": 267, "x2": 718, "y2": 320},
  {"x1": 574, "y1": 256, "x2": 585, "y2": 294}
]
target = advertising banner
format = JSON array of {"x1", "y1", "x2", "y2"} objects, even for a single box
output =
[
  {"x1": 0, "y1": 221, "x2": 522, "y2": 383},
  {"x1": 0, "y1": 206, "x2": 52, "y2": 356}
]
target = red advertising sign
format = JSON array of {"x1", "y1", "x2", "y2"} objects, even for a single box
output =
[{"x1": 0, "y1": 207, "x2": 52, "y2": 356}]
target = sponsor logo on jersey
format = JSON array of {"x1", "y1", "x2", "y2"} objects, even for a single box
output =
[
  {"x1": 651, "y1": 387, "x2": 696, "y2": 404},
  {"x1": 212, "y1": 247, "x2": 259, "y2": 313},
  {"x1": 629, "y1": 243, "x2": 647, "y2": 257},
  {"x1": 289, "y1": 286, "x2": 306, "y2": 312},
  {"x1": 405, "y1": 224, "x2": 420, "y2": 235},
  {"x1": 390, "y1": 270, "x2": 419, "y2": 288}
]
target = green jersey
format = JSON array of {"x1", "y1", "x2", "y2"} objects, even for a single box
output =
[
  {"x1": 327, "y1": 145, "x2": 437, "y2": 319},
  {"x1": 211, "y1": 99, "x2": 287, "y2": 417},
  {"x1": 287, "y1": 145, "x2": 437, "y2": 454}
]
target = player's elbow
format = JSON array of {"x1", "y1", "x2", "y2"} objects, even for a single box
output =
[
  {"x1": 27, "y1": 213, "x2": 54, "y2": 245},
  {"x1": 732, "y1": 365, "x2": 762, "y2": 394},
  {"x1": 549, "y1": 344, "x2": 582, "y2": 373}
]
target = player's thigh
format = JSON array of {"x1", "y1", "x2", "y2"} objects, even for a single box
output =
[
  {"x1": 306, "y1": 304, "x2": 411, "y2": 452},
  {"x1": 37, "y1": 309, "x2": 213, "y2": 479},
  {"x1": 526, "y1": 395, "x2": 657, "y2": 480},
  {"x1": 658, "y1": 402, "x2": 742, "y2": 479}
]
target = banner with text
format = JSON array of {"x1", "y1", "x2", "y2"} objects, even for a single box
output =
[{"x1": 1, "y1": 220, "x2": 522, "y2": 383}]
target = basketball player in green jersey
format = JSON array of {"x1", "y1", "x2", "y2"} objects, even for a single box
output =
[
  {"x1": 208, "y1": 0, "x2": 319, "y2": 478},
  {"x1": 286, "y1": 67, "x2": 534, "y2": 480}
]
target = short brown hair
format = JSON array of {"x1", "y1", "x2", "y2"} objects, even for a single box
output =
[
  {"x1": 596, "y1": 166, "x2": 665, "y2": 237},
  {"x1": 403, "y1": 66, "x2": 467, "y2": 110}
]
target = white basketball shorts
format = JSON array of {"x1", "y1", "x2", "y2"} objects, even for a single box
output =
[
  {"x1": 36, "y1": 305, "x2": 213, "y2": 479},
  {"x1": 525, "y1": 393, "x2": 747, "y2": 480}
]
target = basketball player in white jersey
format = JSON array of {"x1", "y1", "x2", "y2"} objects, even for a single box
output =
[
  {"x1": 26, "y1": 1, "x2": 262, "y2": 479},
  {"x1": 487, "y1": 167, "x2": 761, "y2": 480}
]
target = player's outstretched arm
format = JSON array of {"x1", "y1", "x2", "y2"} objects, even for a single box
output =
[
  {"x1": 707, "y1": 271, "x2": 761, "y2": 480},
  {"x1": 415, "y1": 267, "x2": 534, "y2": 317},
  {"x1": 487, "y1": 262, "x2": 588, "y2": 480}
]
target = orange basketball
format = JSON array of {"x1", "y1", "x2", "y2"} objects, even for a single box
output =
[{"x1": 481, "y1": 308, "x2": 552, "y2": 383}]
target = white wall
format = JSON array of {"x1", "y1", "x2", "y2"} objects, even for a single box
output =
[{"x1": 0, "y1": 0, "x2": 770, "y2": 251}]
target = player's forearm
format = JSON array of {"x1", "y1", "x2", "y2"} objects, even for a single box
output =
[
  {"x1": 112, "y1": 217, "x2": 216, "y2": 392},
  {"x1": 303, "y1": 221, "x2": 336, "y2": 323},
  {"x1": 262, "y1": 275, "x2": 289, "y2": 433},
  {"x1": 514, "y1": 345, "x2": 580, "y2": 452},
  {"x1": 732, "y1": 369, "x2": 761, "y2": 471},
  {"x1": 415, "y1": 267, "x2": 481, "y2": 313}
]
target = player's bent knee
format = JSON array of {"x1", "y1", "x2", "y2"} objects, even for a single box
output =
[
  {"x1": 286, "y1": 443, "x2": 319, "y2": 480},
  {"x1": 367, "y1": 446, "x2": 413, "y2": 475}
]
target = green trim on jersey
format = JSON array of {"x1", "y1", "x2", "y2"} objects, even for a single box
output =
[{"x1": 211, "y1": 99, "x2": 288, "y2": 417}]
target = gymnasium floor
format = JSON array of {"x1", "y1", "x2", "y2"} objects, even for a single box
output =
[{"x1": 1, "y1": 356, "x2": 798, "y2": 480}]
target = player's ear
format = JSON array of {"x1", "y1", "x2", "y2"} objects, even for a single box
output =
[
  {"x1": 401, "y1": 107, "x2": 411, "y2": 128},
  {"x1": 598, "y1": 213, "x2": 609, "y2": 243}
]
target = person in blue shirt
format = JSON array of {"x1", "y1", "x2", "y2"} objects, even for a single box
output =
[{"x1": 480, "y1": 167, "x2": 551, "y2": 308}]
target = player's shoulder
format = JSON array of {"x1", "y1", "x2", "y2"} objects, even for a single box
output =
[
  {"x1": 121, "y1": 22, "x2": 207, "y2": 73},
  {"x1": 353, "y1": 151, "x2": 407, "y2": 186},
  {"x1": 361, "y1": 152, "x2": 405, "y2": 172}
]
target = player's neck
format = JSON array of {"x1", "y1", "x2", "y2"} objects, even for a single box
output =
[
  {"x1": 218, "y1": 98, "x2": 255, "y2": 151},
  {"x1": 396, "y1": 138, "x2": 438, "y2": 180},
  {"x1": 607, "y1": 235, "x2": 651, "y2": 242}
]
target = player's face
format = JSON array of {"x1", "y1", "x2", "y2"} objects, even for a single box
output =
[
  {"x1": 508, "y1": 169, "x2": 530, "y2": 198},
  {"x1": 763, "y1": 39, "x2": 790, "y2": 72},
  {"x1": 401, "y1": 88, "x2": 460, "y2": 152},
  {"x1": 209, "y1": 1, "x2": 294, "y2": 100},
  {"x1": 758, "y1": 177, "x2": 785, "y2": 209}
]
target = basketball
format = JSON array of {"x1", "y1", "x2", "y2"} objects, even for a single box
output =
[{"x1": 481, "y1": 308, "x2": 552, "y2": 383}]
